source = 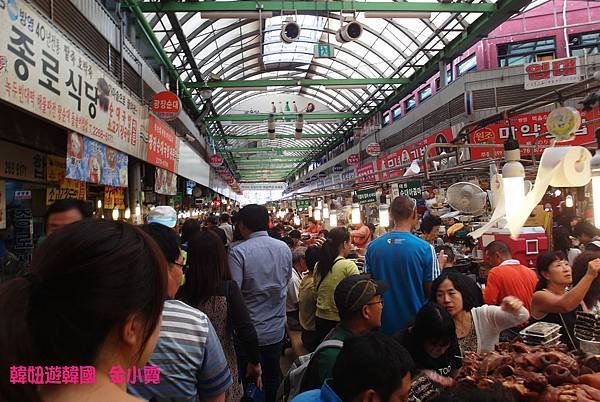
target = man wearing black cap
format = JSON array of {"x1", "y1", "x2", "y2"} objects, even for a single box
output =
[{"x1": 300, "y1": 274, "x2": 388, "y2": 392}]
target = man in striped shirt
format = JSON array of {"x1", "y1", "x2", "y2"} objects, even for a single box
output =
[{"x1": 130, "y1": 223, "x2": 232, "y2": 402}]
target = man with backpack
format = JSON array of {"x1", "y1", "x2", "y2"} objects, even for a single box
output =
[
  {"x1": 292, "y1": 333, "x2": 415, "y2": 402},
  {"x1": 277, "y1": 275, "x2": 388, "y2": 401}
]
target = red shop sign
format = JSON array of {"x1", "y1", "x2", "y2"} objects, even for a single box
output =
[
  {"x1": 151, "y1": 91, "x2": 181, "y2": 121},
  {"x1": 366, "y1": 142, "x2": 381, "y2": 157},
  {"x1": 469, "y1": 106, "x2": 600, "y2": 160},
  {"x1": 147, "y1": 115, "x2": 177, "y2": 172},
  {"x1": 209, "y1": 154, "x2": 224, "y2": 167},
  {"x1": 347, "y1": 153, "x2": 359, "y2": 166},
  {"x1": 376, "y1": 127, "x2": 454, "y2": 180},
  {"x1": 355, "y1": 162, "x2": 377, "y2": 184},
  {"x1": 524, "y1": 57, "x2": 581, "y2": 90}
]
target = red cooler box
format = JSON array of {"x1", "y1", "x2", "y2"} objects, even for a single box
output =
[{"x1": 479, "y1": 227, "x2": 548, "y2": 268}]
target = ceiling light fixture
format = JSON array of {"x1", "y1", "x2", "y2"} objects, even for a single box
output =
[
  {"x1": 267, "y1": 113, "x2": 276, "y2": 140},
  {"x1": 502, "y1": 135, "x2": 525, "y2": 222},
  {"x1": 294, "y1": 113, "x2": 304, "y2": 140}
]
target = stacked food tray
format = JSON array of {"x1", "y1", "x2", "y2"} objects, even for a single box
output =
[
  {"x1": 520, "y1": 322, "x2": 562, "y2": 347},
  {"x1": 575, "y1": 311, "x2": 600, "y2": 354},
  {"x1": 575, "y1": 311, "x2": 600, "y2": 342}
]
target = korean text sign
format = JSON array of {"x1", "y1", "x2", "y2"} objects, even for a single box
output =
[
  {"x1": 397, "y1": 181, "x2": 423, "y2": 199},
  {"x1": 377, "y1": 127, "x2": 454, "y2": 181},
  {"x1": 66, "y1": 132, "x2": 128, "y2": 187},
  {"x1": 356, "y1": 188, "x2": 377, "y2": 205},
  {"x1": 46, "y1": 178, "x2": 85, "y2": 205},
  {"x1": 355, "y1": 162, "x2": 377, "y2": 184},
  {"x1": 0, "y1": 0, "x2": 141, "y2": 156},
  {"x1": 147, "y1": 115, "x2": 177, "y2": 172},
  {"x1": 0, "y1": 140, "x2": 45, "y2": 182},
  {"x1": 469, "y1": 106, "x2": 600, "y2": 160}
]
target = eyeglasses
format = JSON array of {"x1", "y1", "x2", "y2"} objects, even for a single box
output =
[{"x1": 365, "y1": 298, "x2": 384, "y2": 307}]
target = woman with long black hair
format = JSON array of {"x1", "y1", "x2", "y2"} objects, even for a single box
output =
[
  {"x1": 177, "y1": 229, "x2": 262, "y2": 402},
  {"x1": 313, "y1": 227, "x2": 360, "y2": 341},
  {"x1": 0, "y1": 220, "x2": 168, "y2": 402}
]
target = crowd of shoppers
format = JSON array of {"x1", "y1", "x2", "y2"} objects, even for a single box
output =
[{"x1": 1, "y1": 196, "x2": 599, "y2": 402}]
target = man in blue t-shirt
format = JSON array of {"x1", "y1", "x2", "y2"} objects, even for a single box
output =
[{"x1": 365, "y1": 195, "x2": 441, "y2": 335}]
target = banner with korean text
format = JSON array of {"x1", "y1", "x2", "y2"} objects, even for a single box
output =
[
  {"x1": 0, "y1": 0, "x2": 142, "y2": 157},
  {"x1": 355, "y1": 162, "x2": 377, "y2": 185},
  {"x1": 148, "y1": 114, "x2": 178, "y2": 172},
  {"x1": 46, "y1": 178, "x2": 86, "y2": 205},
  {"x1": 377, "y1": 127, "x2": 454, "y2": 180},
  {"x1": 469, "y1": 106, "x2": 600, "y2": 160}
]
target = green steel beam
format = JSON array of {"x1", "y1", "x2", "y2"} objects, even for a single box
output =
[
  {"x1": 222, "y1": 134, "x2": 327, "y2": 140},
  {"x1": 136, "y1": 1, "x2": 496, "y2": 14},
  {"x1": 125, "y1": 0, "x2": 197, "y2": 115},
  {"x1": 239, "y1": 173, "x2": 287, "y2": 177},
  {"x1": 287, "y1": 0, "x2": 531, "y2": 179},
  {"x1": 238, "y1": 166, "x2": 294, "y2": 173},
  {"x1": 225, "y1": 147, "x2": 318, "y2": 153},
  {"x1": 240, "y1": 175, "x2": 285, "y2": 181},
  {"x1": 207, "y1": 113, "x2": 356, "y2": 122},
  {"x1": 194, "y1": 78, "x2": 408, "y2": 89},
  {"x1": 236, "y1": 159, "x2": 304, "y2": 163},
  {"x1": 237, "y1": 162, "x2": 303, "y2": 166}
]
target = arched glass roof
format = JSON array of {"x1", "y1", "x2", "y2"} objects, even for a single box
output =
[{"x1": 134, "y1": 0, "x2": 534, "y2": 182}]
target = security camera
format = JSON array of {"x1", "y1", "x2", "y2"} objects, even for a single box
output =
[
  {"x1": 337, "y1": 20, "x2": 362, "y2": 43},
  {"x1": 281, "y1": 21, "x2": 301, "y2": 43}
]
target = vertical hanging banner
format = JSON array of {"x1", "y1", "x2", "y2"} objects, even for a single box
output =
[
  {"x1": 155, "y1": 167, "x2": 177, "y2": 195},
  {"x1": 0, "y1": 180, "x2": 5, "y2": 229},
  {"x1": 13, "y1": 208, "x2": 33, "y2": 265},
  {"x1": 0, "y1": 0, "x2": 142, "y2": 157},
  {"x1": 66, "y1": 132, "x2": 128, "y2": 186},
  {"x1": 147, "y1": 115, "x2": 177, "y2": 172}
]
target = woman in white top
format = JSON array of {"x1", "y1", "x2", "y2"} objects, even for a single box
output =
[{"x1": 431, "y1": 272, "x2": 529, "y2": 353}]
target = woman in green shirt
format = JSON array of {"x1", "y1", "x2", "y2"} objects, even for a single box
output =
[{"x1": 314, "y1": 227, "x2": 360, "y2": 342}]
